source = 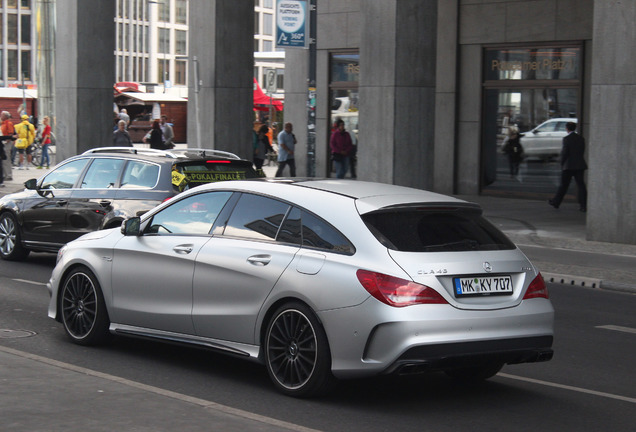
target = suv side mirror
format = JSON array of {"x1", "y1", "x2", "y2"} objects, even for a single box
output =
[{"x1": 121, "y1": 217, "x2": 141, "y2": 236}]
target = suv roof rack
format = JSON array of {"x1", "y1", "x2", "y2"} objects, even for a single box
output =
[
  {"x1": 170, "y1": 148, "x2": 240, "y2": 160},
  {"x1": 82, "y1": 147, "x2": 178, "y2": 158}
]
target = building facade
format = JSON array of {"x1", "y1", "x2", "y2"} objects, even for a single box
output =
[
  {"x1": 281, "y1": 0, "x2": 634, "y2": 245},
  {"x1": 0, "y1": 0, "x2": 35, "y2": 89}
]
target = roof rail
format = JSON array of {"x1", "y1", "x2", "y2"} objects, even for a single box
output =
[
  {"x1": 170, "y1": 148, "x2": 241, "y2": 160},
  {"x1": 82, "y1": 147, "x2": 178, "y2": 158}
]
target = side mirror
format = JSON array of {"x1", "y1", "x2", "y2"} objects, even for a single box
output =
[
  {"x1": 24, "y1": 179, "x2": 38, "y2": 190},
  {"x1": 121, "y1": 217, "x2": 141, "y2": 236}
]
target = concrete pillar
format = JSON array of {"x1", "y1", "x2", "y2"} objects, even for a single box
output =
[
  {"x1": 358, "y1": 0, "x2": 437, "y2": 189},
  {"x1": 433, "y1": 0, "x2": 458, "y2": 194},
  {"x1": 587, "y1": 0, "x2": 636, "y2": 244},
  {"x1": 55, "y1": 0, "x2": 115, "y2": 160},
  {"x1": 188, "y1": 0, "x2": 253, "y2": 159}
]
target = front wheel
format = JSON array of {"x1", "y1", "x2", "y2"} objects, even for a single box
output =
[
  {"x1": 0, "y1": 212, "x2": 30, "y2": 261},
  {"x1": 265, "y1": 302, "x2": 336, "y2": 397},
  {"x1": 60, "y1": 267, "x2": 111, "y2": 346}
]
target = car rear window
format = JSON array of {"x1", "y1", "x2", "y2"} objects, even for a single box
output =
[
  {"x1": 173, "y1": 160, "x2": 262, "y2": 191},
  {"x1": 361, "y1": 207, "x2": 515, "y2": 252}
]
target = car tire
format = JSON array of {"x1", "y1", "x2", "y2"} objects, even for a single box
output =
[
  {"x1": 60, "y1": 267, "x2": 111, "y2": 346},
  {"x1": 0, "y1": 212, "x2": 30, "y2": 261},
  {"x1": 445, "y1": 362, "x2": 504, "y2": 381},
  {"x1": 265, "y1": 302, "x2": 336, "y2": 397}
]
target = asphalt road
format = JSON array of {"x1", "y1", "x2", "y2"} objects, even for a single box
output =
[{"x1": 1, "y1": 253, "x2": 635, "y2": 431}]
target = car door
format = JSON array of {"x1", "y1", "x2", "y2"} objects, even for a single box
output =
[
  {"x1": 67, "y1": 157, "x2": 125, "y2": 237},
  {"x1": 192, "y1": 193, "x2": 301, "y2": 344},
  {"x1": 110, "y1": 191, "x2": 233, "y2": 334},
  {"x1": 19, "y1": 158, "x2": 90, "y2": 246},
  {"x1": 533, "y1": 121, "x2": 558, "y2": 156}
]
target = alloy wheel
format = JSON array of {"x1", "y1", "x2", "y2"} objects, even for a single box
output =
[
  {"x1": 266, "y1": 309, "x2": 318, "y2": 391},
  {"x1": 0, "y1": 214, "x2": 16, "y2": 256},
  {"x1": 62, "y1": 272, "x2": 99, "y2": 340}
]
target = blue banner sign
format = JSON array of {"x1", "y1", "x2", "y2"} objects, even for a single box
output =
[{"x1": 276, "y1": 0, "x2": 308, "y2": 48}]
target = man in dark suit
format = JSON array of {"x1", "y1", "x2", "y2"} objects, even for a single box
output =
[{"x1": 549, "y1": 121, "x2": 588, "y2": 212}]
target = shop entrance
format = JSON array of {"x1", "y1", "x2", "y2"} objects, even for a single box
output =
[{"x1": 481, "y1": 45, "x2": 582, "y2": 197}]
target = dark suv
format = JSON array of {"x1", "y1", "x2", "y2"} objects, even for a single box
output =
[{"x1": 0, "y1": 147, "x2": 262, "y2": 260}]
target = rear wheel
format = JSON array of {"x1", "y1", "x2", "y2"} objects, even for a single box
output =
[
  {"x1": 60, "y1": 267, "x2": 111, "y2": 346},
  {"x1": 0, "y1": 212, "x2": 30, "y2": 261},
  {"x1": 265, "y1": 302, "x2": 336, "y2": 397},
  {"x1": 445, "y1": 362, "x2": 504, "y2": 381}
]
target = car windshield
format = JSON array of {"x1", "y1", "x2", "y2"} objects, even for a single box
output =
[{"x1": 362, "y1": 206, "x2": 516, "y2": 252}]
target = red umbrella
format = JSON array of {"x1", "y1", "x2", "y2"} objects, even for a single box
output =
[{"x1": 253, "y1": 78, "x2": 283, "y2": 111}]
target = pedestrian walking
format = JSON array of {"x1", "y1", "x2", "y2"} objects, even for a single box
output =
[
  {"x1": 330, "y1": 118, "x2": 353, "y2": 179},
  {"x1": 502, "y1": 125, "x2": 524, "y2": 179},
  {"x1": 160, "y1": 115, "x2": 174, "y2": 149},
  {"x1": 14, "y1": 114, "x2": 35, "y2": 170},
  {"x1": 37, "y1": 116, "x2": 52, "y2": 168},
  {"x1": 253, "y1": 124, "x2": 273, "y2": 170},
  {"x1": 0, "y1": 111, "x2": 15, "y2": 181},
  {"x1": 549, "y1": 121, "x2": 588, "y2": 212},
  {"x1": 143, "y1": 120, "x2": 165, "y2": 150},
  {"x1": 113, "y1": 119, "x2": 133, "y2": 147},
  {"x1": 275, "y1": 122, "x2": 296, "y2": 177}
]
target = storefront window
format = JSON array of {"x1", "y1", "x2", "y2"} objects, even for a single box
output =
[
  {"x1": 329, "y1": 52, "x2": 359, "y2": 178},
  {"x1": 482, "y1": 45, "x2": 582, "y2": 196}
]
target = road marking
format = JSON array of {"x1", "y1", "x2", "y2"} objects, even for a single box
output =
[
  {"x1": 596, "y1": 325, "x2": 636, "y2": 335},
  {"x1": 498, "y1": 373, "x2": 636, "y2": 404},
  {"x1": 12, "y1": 278, "x2": 46, "y2": 286},
  {"x1": 0, "y1": 345, "x2": 321, "y2": 432}
]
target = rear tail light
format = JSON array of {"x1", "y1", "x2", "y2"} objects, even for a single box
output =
[
  {"x1": 356, "y1": 270, "x2": 448, "y2": 307},
  {"x1": 523, "y1": 273, "x2": 549, "y2": 300}
]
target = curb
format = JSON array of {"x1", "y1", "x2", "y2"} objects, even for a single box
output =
[{"x1": 543, "y1": 272, "x2": 636, "y2": 294}]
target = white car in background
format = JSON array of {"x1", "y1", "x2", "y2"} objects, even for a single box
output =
[{"x1": 520, "y1": 118, "x2": 578, "y2": 160}]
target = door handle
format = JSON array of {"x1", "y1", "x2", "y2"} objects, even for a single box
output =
[
  {"x1": 99, "y1": 200, "x2": 111, "y2": 208},
  {"x1": 247, "y1": 255, "x2": 271, "y2": 266},
  {"x1": 173, "y1": 245, "x2": 193, "y2": 254}
]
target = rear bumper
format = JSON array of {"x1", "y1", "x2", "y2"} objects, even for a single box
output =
[{"x1": 384, "y1": 335, "x2": 553, "y2": 375}]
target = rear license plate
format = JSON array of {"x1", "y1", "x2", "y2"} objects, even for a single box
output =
[{"x1": 453, "y1": 275, "x2": 513, "y2": 297}]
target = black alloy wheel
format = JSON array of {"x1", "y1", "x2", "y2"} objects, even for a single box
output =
[
  {"x1": 61, "y1": 267, "x2": 110, "y2": 346},
  {"x1": 265, "y1": 302, "x2": 335, "y2": 397},
  {"x1": 0, "y1": 212, "x2": 30, "y2": 261}
]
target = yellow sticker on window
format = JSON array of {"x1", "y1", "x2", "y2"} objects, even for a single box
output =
[{"x1": 171, "y1": 170, "x2": 187, "y2": 187}]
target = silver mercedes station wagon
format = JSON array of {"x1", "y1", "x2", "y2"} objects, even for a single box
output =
[{"x1": 47, "y1": 179, "x2": 554, "y2": 397}]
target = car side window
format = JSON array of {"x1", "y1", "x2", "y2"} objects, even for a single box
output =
[
  {"x1": 145, "y1": 191, "x2": 232, "y2": 235},
  {"x1": 535, "y1": 122, "x2": 556, "y2": 133},
  {"x1": 299, "y1": 210, "x2": 355, "y2": 254},
  {"x1": 223, "y1": 193, "x2": 291, "y2": 241},
  {"x1": 80, "y1": 158, "x2": 125, "y2": 189},
  {"x1": 555, "y1": 122, "x2": 568, "y2": 132},
  {"x1": 40, "y1": 159, "x2": 90, "y2": 189},
  {"x1": 121, "y1": 161, "x2": 160, "y2": 189},
  {"x1": 277, "y1": 206, "x2": 354, "y2": 254}
]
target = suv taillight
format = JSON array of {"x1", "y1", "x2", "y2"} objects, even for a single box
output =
[
  {"x1": 523, "y1": 273, "x2": 549, "y2": 300},
  {"x1": 357, "y1": 270, "x2": 448, "y2": 307}
]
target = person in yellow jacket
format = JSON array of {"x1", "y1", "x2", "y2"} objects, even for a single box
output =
[{"x1": 15, "y1": 114, "x2": 35, "y2": 170}]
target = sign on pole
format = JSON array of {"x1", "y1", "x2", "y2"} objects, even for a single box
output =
[
  {"x1": 276, "y1": 0, "x2": 308, "y2": 48},
  {"x1": 266, "y1": 69, "x2": 277, "y2": 94}
]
